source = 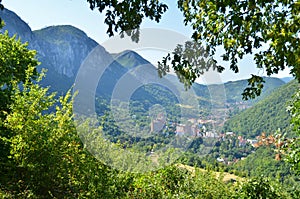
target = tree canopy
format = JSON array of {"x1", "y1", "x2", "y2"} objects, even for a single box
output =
[
  {"x1": 0, "y1": 32, "x2": 38, "y2": 116},
  {"x1": 87, "y1": 0, "x2": 168, "y2": 40},
  {"x1": 178, "y1": 0, "x2": 299, "y2": 98}
]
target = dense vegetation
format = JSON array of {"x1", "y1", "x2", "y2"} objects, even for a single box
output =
[
  {"x1": 231, "y1": 146, "x2": 300, "y2": 191},
  {"x1": 1, "y1": 1, "x2": 300, "y2": 197},
  {"x1": 0, "y1": 28, "x2": 298, "y2": 198},
  {"x1": 223, "y1": 80, "x2": 299, "y2": 138},
  {"x1": 0, "y1": 67, "x2": 295, "y2": 198}
]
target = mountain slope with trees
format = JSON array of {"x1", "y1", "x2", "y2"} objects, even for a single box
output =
[
  {"x1": 223, "y1": 77, "x2": 285, "y2": 103},
  {"x1": 1, "y1": 1, "x2": 300, "y2": 198},
  {"x1": 0, "y1": 8, "x2": 286, "y2": 105},
  {"x1": 223, "y1": 80, "x2": 299, "y2": 138}
]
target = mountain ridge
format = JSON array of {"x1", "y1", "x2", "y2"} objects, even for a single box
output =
[
  {"x1": 0, "y1": 8, "x2": 287, "y2": 107},
  {"x1": 223, "y1": 80, "x2": 299, "y2": 137},
  {"x1": 0, "y1": 8, "x2": 33, "y2": 43}
]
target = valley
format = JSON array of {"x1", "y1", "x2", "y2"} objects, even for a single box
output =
[
  {"x1": 1, "y1": 7, "x2": 297, "y2": 169},
  {"x1": 1, "y1": 6, "x2": 299, "y2": 198}
]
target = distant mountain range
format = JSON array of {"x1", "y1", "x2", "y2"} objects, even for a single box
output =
[
  {"x1": 0, "y1": 8, "x2": 290, "y2": 121},
  {"x1": 280, "y1": 77, "x2": 294, "y2": 83}
]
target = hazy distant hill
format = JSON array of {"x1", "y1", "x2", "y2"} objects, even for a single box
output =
[
  {"x1": 223, "y1": 80, "x2": 299, "y2": 138},
  {"x1": 112, "y1": 50, "x2": 151, "y2": 70},
  {"x1": 223, "y1": 77, "x2": 285, "y2": 104},
  {"x1": 281, "y1": 77, "x2": 294, "y2": 83},
  {"x1": 192, "y1": 77, "x2": 285, "y2": 107}
]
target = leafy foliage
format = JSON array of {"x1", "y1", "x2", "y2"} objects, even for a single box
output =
[
  {"x1": 0, "y1": 68, "x2": 129, "y2": 198},
  {"x1": 0, "y1": 30, "x2": 38, "y2": 177},
  {"x1": 0, "y1": 68, "x2": 293, "y2": 198},
  {"x1": 177, "y1": 0, "x2": 300, "y2": 98},
  {"x1": 234, "y1": 177, "x2": 291, "y2": 199},
  {"x1": 283, "y1": 88, "x2": 300, "y2": 173},
  {"x1": 158, "y1": 41, "x2": 223, "y2": 89},
  {"x1": 83, "y1": 0, "x2": 300, "y2": 97},
  {"x1": 0, "y1": 32, "x2": 38, "y2": 115},
  {"x1": 232, "y1": 147, "x2": 299, "y2": 189},
  {"x1": 82, "y1": 1, "x2": 299, "y2": 97}
]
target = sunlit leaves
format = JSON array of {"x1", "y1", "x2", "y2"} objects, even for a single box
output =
[
  {"x1": 0, "y1": 31, "x2": 39, "y2": 177},
  {"x1": 0, "y1": 32, "x2": 38, "y2": 117},
  {"x1": 158, "y1": 41, "x2": 224, "y2": 89},
  {"x1": 235, "y1": 177, "x2": 288, "y2": 199},
  {"x1": 2, "y1": 69, "x2": 90, "y2": 197},
  {"x1": 178, "y1": 0, "x2": 300, "y2": 99},
  {"x1": 283, "y1": 88, "x2": 300, "y2": 173}
]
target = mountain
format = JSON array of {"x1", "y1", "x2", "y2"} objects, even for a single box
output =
[
  {"x1": 33, "y1": 25, "x2": 101, "y2": 93},
  {"x1": 34, "y1": 25, "x2": 98, "y2": 78},
  {"x1": 191, "y1": 77, "x2": 285, "y2": 113},
  {"x1": 96, "y1": 52, "x2": 134, "y2": 98},
  {"x1": 0, "y1": 8, "x2": 34, "y2": 43},
  {"x1": 223, "y1": 80, "x2": 299, "y2": 138},
  {"x1": 223, "y1": 77, "x2": 285, "y2": 103},
  {"x1": 0, "y1": 8, "x2": 287, "y2": 112},
  {"x1": 0, "y1": 9, "x2": 102, "y2": 94},
  {"x1": 112, "y1": 50, "x2": 151, "y2": 70},
  {"x1": 0, "y1": 9, "x2": 162, "y2": 99},
  {"x1": 281, "y1": 77, "x2": 294, "y2": 83}
]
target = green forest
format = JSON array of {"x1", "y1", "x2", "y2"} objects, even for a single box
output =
[
  {"x1": 0, "y1": 22, "x2": 299, "y2": 199},
  {"x1": 223, "y1": 80, "x2": 299, "y2": 138},
  {"x1": 1, "y1": 0, "x2": 300, "y2": 198}
]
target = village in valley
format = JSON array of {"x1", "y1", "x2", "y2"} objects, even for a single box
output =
[{"x1": 149, "y1": 110, "x2": 260, "y2": 165}]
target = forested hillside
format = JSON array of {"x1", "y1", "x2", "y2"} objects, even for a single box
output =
[
  {"x1": 223, "y1": 80, "x2": 299, "y2": 137},
  {"x1": 1, "y1": 4, "x2": 300, "y2": 198},
  {"x1": 231, "y1": 146, "x2": 299, "y2": 190},
  {"x1": 222, "y1": 77, "x2": 285, "y2": 104}
]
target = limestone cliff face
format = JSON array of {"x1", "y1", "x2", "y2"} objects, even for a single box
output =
[
  {"x1": 34, "y1": 25, "x2": 98, "y2": 78},
  {"x1": 0, "y1": 8, "x2": 139, "y2": 96},
  {"x1": 0, "y1": 8, "x2": 110, "y2": 92},
  {"x1": 0, "y1": 9, "x2": 100, "y2": 79}
]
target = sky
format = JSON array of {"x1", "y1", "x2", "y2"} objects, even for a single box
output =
[{"x1": 3, "y1": 0, "x2": 292, "y2": 84}]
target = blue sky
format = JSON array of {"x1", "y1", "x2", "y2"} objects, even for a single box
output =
[
  {"x1": 4, "y1": 0, "x2": 189, "y2": 44},
  {"x1": 3, "y1": 0, "x2": 292, "y2": 83}
]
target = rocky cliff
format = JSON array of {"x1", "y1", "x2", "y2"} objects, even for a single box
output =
[
  {"x1": 0, "y1": 8, "x2": 287, "y2": 104},
  {"x1": 0, "y1": 8, "x2": 108, "y2": 93},
  {"x1": 34, "y1": 25, "x2": 98, "y2": 78}
]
